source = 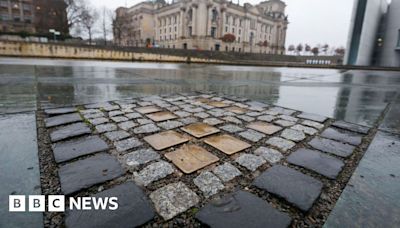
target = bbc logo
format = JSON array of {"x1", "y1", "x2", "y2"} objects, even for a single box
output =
[{"x1": 9, "y1": 195, "x2": 65, "y2": 212}]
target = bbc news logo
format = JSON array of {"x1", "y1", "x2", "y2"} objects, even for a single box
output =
[{"x1": 9, "y1": 195, "x2": 119, "y2": 212}]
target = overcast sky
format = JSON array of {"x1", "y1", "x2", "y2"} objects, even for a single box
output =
[{"x1": 90, "y1": 0, "x2": 354, "y2": 48}]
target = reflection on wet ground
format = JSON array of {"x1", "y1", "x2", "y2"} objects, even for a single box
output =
[
  {"x1": 1, "y1": 57, "x2": 399, "y2": 130},
  {"x1": 1, "y1": 57, "x2": 399, "y2": 227}
]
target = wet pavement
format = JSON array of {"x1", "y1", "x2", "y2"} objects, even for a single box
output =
[
  {"x1": 325, "y1": 131, "x2": 400, "y2": 228},
  {"x1": 1, "y1": 57, "x2": 399, "y2": 130},
  {"x1": 1, "y1": 57, "x2": 400, "y2": 227},
  {"x1": 0, "y1": 113, "x2": 42, "y2": 228}
]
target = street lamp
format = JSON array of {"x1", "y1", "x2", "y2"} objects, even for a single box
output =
[{"x1": 49, "y1": 29, "x2": 61, "y2": 42}]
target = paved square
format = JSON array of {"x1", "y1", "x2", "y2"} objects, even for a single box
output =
[
  {"x1": 37, "y1": 92, "x2": 377, "y2": 226},
  {"x1": 247, "y1": 122, "x2": 282, "y2": 135},
  {"x1": 205, "y1": 134, "x2": 251, "y2": 155},
  {"x1": 165, "y1": 145, "x2": 219, "y2": 174},
  {"x1": 146, "y1": 111, "x2": 178, "y2": 122},
  {"x1": 181, "y1": 123, "x2": 220, "y2": 138},
  {"x1": 144, "y1": 130, "x2": 189, "y2": 150}
]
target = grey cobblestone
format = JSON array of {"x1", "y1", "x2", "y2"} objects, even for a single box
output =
[
  {"x1": 133, "y1": 124, "x2": 160, "y2": 134},
  {"x1": 134, "y1": 161, "x2": 175, "y2": 186},
  {"x1": 96, "y1": 123, "x2": 117, "y2": 133},
  {"x1": 254, "y1": 147, "x2": 283, "y2": 164},
  {"x1": 150, "y1": 182, "x2": 200, "y2": 220},
  {"x1": 194, "y1": 172, "x2": 224, "y2": 197},
  {"x1": 114, "y1": 137, "x2": 143, "y2": 152},
  {"x1": 239, "y1": 130, "x2": 266, "y2": 142},
  {"x1": 266, "y1": 137, "x2": 296, "y2": 152},
  {"x1": 235, "y1": 154, "x2": 266, "y2": 171},
  {"x1": 203, "y1": 118, "x2": 223, "y2": 126},
  {"x1": 158, "y1": 120, "x2": 184, "y2": 130},
  {"x1": 124, "y1": 148, "x2": 160, "y2": 169},
  {"x1": 213, "y1": 163, "x2": 242, "y2": 182},
  {"x1": 281, "y1": 129, "x2": 306, "y2": 142},
  {"x1": 220, "y1": 124, "x2": 244, "y2": 133}
]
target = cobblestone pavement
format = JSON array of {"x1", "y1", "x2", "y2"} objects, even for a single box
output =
[{"x1": 39, "y1": 92, "x2": 374, "y2": 227}]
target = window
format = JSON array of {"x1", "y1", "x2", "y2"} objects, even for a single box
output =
[
  {"x1": 250, "y1": 20, "x2": 256, "y2": 29},
  {"x1": 189, "y1": 26, "x2": 192, "y2": 36},
  {"x1": 212, "y1": 8, "x2": 218, "y2": 22},
  {"x1": 188, "y1": 9, "x2": 193, "y2": 21},
  {"x1": 397, "y1": 30, "x2": 400, "y2": 47},
  {"x1": 0, "y1": 1, "x2": 8, "y2": 7},
  {"x1": 0, "y1": 13, "x2": 9, "y2": 21},
  {"x1": 211, "y1": 27, "x2": 216, "y2": 38},
  {"x1": 225, "y1": 26, "x2": 228, "y2": 32}
]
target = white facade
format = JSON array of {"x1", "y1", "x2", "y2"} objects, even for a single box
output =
[{"x1": 114, "y1": 0, "x2": 288, "y2": 54}]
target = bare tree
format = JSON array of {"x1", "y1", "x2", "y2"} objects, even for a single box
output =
[
  {"x1": 305, "y1": 44, "x2": 311, "y2": 55},
  {"x1": 311, "y1": 47, "x2": 319, "y2": 56},
  {"x1": 322, "y1": 44, "x2": 329, "y2": 55},
  {"x1": 296, "y1": 43, "x2": 303, "y2": 55},
  {"x1": 288, "y1": 44, "x2": 295, "y2": 54},
  {"x1": 112, "y1": 11, "x2": 129, "y2": 46},
  {"x1": 79, "y1": 6, "x2": 99, "y2": 44},
  {"x1": 335, "y1": 47, "x2": 345, "y2": 56},
  {"x1": 100, "y1": 7, "x2": 113, "y2": 45},
  {"x1": 65, "y1": 0, "x2": 86, "y2": 30}
]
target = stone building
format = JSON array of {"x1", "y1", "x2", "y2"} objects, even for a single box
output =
[
  {"x1": 114, "y1": 0, "x2": 288, "y2": 54},
  {"x1": 0, "y1": 0, "x2": 68, "y2": 36},
  {"x1": 0, "y1": 0, "x2": 35, "y2": 33},
  {"x1": 34, "y1": 0, "x2": 69, "y2": 35}
]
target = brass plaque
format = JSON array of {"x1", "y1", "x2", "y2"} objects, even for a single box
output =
[
  {"x1": 135, "y1": 106, "x2": 161, "y2": 114},
  {"x1": 165, "y1": 145, "x2": 219, "y2": 174},
  {"x1": 205, "y1": 134, "x2": 251, "y2": 155},
  {"x1": 144, "y1": 130, "x2": 189, "y2": 151},
  {"x1": 181, "y1": 123, "x2": 220, "y2": 138},
  {"x1": 147, "y1": 111, "x2": 178, "y2": 122},
  {"x1": 247, "y1": 122, "x2": 282, "y2": 135}
]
